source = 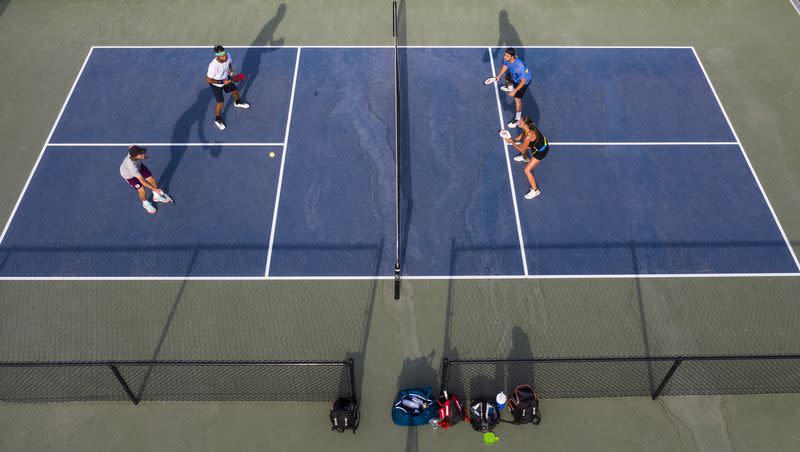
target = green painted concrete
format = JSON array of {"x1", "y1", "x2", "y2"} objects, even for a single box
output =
[{"x1": 1, "y1": 1, "x2": 799, "y2": 450}]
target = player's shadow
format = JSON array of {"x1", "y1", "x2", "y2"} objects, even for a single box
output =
[
  {"x1": 507, "y1": 326, "x2": 537, "y2": 389},
  {"x1": 397, "y1": 351, "x2": 437, "y2": 452},
  {"x1": 223, "y1": 2, "x2": 286, "y2": 119},
  {"x1": 496, "y1": 10, "x2": 526, "y2": 63},
  {"x1": 485, "y1": 10, "x2": 540, "y2": 125},
  {"x1": 462, "y1": 327, "x2": 536, "y2": 405},
  {"x1": 161, "y1": 89, "x2": 218, "y2": 191},
  {"x1": 482, "y1": 10, "x2": 526, "y2": 62}
]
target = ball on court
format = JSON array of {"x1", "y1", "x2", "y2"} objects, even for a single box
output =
[{"x1": 269, "y1": 151, "x2": 276, "y2": 158}]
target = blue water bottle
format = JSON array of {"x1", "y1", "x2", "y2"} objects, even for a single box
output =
[{"x1": 496, "y1": 391, "x2": 507, "y2": 412}]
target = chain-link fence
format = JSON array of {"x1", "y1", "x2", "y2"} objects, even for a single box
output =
[
  {"x1": 0, "y1": 359, "x2": 355, "y2": 405},
  {"x1": 441, "y1": 355, "x2": 800, "y2": 400}
]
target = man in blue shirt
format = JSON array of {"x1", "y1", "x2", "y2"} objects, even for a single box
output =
[{"x1": 494, "y1": 48, "x2": 531, "y2": 128}]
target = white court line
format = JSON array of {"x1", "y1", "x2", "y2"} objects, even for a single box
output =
[
  {"x1": 47, "y1": 143, "x2": 285, "y2": 147},
  {"x1": 0, "y1": 47, "x2": 95, "y2": 247},
  {"x1": 45, "y1": 141, "x2": 739, "y2": 147},
  {"x1": 1, "y1": 273, "x2": 798, "y2": 281},
  {"x1": 549, "y1": 141, "x2": 738, "y2": 146},
  {"x1": 413, "y1": 45, "x2": 693, "y2": 49},
  {"x1": 264, "y1": 47, "x2": 302, "y2": 278},
  {"x1": 90, "y1": 45, "x2": 394, "y2": 49},
  {"x1": 405, "y1": 273, "x2": 800, "y2": 280},
  {"x1": 691, "y1": 47, "x2": 800, "y2": 272},
  {"x1": 91, "y1": 45, "x2": 693, "y2": 49},
  {"x1": 489, "y1": 48, "x2": 529, "y2": 277}
]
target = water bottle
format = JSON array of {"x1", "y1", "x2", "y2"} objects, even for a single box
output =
[
  {"x1": 496, "y1": 391, "x2": 507, "y2": 412},
  {"x1": 429, "y1": 418, "x2": 440, "y2": 430}
]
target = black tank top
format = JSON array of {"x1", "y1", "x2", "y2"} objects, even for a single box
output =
[{"x1": 526, "y1": 126, "x2": 547, "y2": 152}]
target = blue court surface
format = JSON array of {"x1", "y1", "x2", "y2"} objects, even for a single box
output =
[{"x1": 0, "y1": 46, "x2": 797, "y2": 278}]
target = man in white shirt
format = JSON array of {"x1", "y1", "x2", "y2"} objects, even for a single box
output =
[
  {"x1": 206, "y1": 45, "x2": 250, "y2": 130},
  {"x1": 120, "y1": 145, "x2": 173, "y2": 214}
]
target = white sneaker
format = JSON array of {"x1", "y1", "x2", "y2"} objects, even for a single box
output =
[
  {"x1": 524, "y1": 188, "x2": 541, "y2": 200},
  {"x1": 234, "y1": 100, "x2": 250, "y2": 109},
  {"x1": 142, "y1": 200, "x2": 157, "y2": 214},
  {"x1": 507, "y1": 118, "x2": 520, "y2": 128},
  {"x1": 153, "y1": 192, "x2": 173, "y2": 203},
  {"x1": 500, "y1": 85, "x2": 514, "y2": 92},
  {"x1": 214, "y1": 118, "x2": 226, "y2": 130},
  {"x1": 513, "y1": 155, "x2": 529, "y2": 162}
]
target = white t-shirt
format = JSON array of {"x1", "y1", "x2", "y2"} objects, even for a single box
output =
[
  {"x1": 120, "y1": 156, "x2": 143, "y2": 180},
  {"x1": 207, "y1": 56, "x2": 232, "y2": 87}
]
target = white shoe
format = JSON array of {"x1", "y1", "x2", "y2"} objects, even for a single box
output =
[
  {"x1": 142, "y1": 200, "x2": 157, "y2": 214},
  {"x1": 234, "y1": 100, "x2": 250, "y2": 109},
  {"x1": 214, "y1": 118, "x2": 226, "y2": 130},
  {"x1": 153, "y1": 192, "x2": 173, "y2": 203},
  {"x1": 507, "y1": 118, "x2": 520, "y2": 128},
  {"x1": 500, "y1": 85, "x2": 514, "y2": 92},
  {"x1": 513, "y1": 155, "x2": 529, "y2": 162},
  {"x1": 524, "y1": 188, "x2": 541, "y2": 200}
]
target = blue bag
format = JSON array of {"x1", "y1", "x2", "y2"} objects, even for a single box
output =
[{"x1": 392, "y1": 386, "x2": 437, "y2": 426}]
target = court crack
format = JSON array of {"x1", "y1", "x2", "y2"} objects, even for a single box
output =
[
  {"x1": 657, "y1": 399, "x2": 699, "y2": 452},
  {"x1": 720, "y1": 398, "x2": 738, "y2": 452}
]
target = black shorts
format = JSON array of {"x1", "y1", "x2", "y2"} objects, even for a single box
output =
[
  {"x1": 531, "y1": 146, "x2": 549, "y2": 161},
  {"x1": 210, "y1": 83, "x2": 237, "y2": 102},
  {"x1": 504, "y1": 72, "x2": 529, "y2": 98}
]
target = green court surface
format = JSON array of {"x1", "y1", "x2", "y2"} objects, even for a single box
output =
[{"x1": 2, "y1": 1, "x2": 800, "y2": 450}]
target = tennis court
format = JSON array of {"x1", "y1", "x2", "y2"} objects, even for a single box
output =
[
  {"x1": 2, "y1": 1, "x2": 800, "y2": 451},
  {"x1": 1, "y1": 46, "x2": 796, "y2": 278}
]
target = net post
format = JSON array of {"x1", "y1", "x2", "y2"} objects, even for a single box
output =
[
  {"x1": 394, "y1": 263, "x2": 401, "y2": 300},
  {"x1": 347, "y1": 358, "x2": 357, "y2": 405},
  {"x1": 109, "y1": 364, "x2": 139, "y2": 405},
  {"x1": 392, "y1": 0, "x2": 401, "y2": 302}
]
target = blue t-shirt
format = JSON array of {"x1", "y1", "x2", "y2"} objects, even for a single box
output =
[{"x1": 503, "y1": 58, "x2": 531, "y2": 85}]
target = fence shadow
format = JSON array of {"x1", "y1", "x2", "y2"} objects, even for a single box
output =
[{"x1": 441, "y1": 239, "x2": 800, "y2": 399}]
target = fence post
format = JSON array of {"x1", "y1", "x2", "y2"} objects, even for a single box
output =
[
  {"x1": 652, "y1": 359, "x2": 682, "y2": 400},
  {"x1": 347, "y1": 358, "x2": 357, "y2": 405},
  {"x1": 109, "y1": 365, "x2": 139, "y2": 405},
  {"x1": 440, "y1": 358, "x2": 450, "y2": 394}
]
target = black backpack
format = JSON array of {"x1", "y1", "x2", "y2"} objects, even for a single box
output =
[
  {"x1": 508, "y1": 385, "x2": 541, "y2": 425},
  {"x1": 330, "y1": 397, "x2": 359, "y2": 433},
  {"x1": 435, "y1": 391, "x2": 465, "y2": 429},
  {"x1": 468, "y1": 399, "x2": 500, "y2": 432}
]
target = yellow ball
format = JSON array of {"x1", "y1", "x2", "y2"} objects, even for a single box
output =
[{"x1": 269, "y1": 151, "x2": 276, "y2": 158}]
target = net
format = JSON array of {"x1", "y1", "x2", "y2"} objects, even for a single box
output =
[{"x1": 392, "y1": 1, "x2": 401, "y2": 300}]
